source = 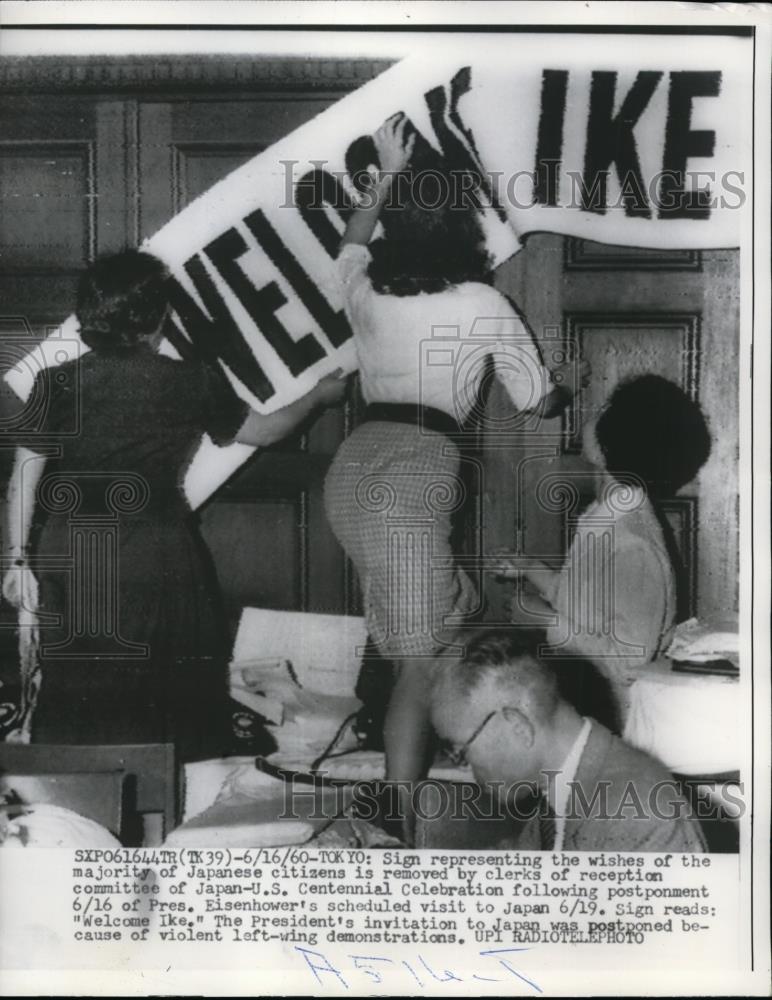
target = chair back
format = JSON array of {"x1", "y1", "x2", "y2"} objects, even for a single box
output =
[
  {"x1": 0, "y1": 742, "x2": 177, "y2": 842},
  {"x1": 1, "y1": 770, "x2": 124, "y2": 836}
]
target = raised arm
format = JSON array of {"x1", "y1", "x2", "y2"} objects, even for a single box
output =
[{"x1": 340, "y1": 114, "x2": 415, "y2": 249}]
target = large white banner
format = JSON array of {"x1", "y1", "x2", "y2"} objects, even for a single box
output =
[{"x1": 5, "y1": 35, "x2": 751, "y2": 506}]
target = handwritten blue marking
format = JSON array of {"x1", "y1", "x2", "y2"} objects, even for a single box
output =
[
  {"x1": 293, "y1": 944, "x2": 543, "y2": 993},
  {"x1": 419, "y1": 954, "x2": 463, "y2": 983},
  {"x1": 402, "y1": 960, "x2": 424, "y2": 988},
  {"x1": 294, "y1": 946, "x2": 348, "y2": 989},
  {"x1": 480, "y1": 947, "x2": 543, "y2": 994},
  {"x1": 350, "y1": 955, "x2": 393, "y2": 985}
]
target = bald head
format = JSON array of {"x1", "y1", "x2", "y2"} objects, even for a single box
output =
[
  {"x1": 431, "y1": 628, "x2": 560, "y2": 730},
  {"x1": 430, "y1": 629, "x2": 575, "y2": 792}
]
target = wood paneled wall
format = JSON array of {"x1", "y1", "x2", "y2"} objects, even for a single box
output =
[
  {"x1": 0, "y1": 56, "x2": 391, "y2": 630},
  {"x1": 486, "y1": 235, "x2": 739, "y2": 623},
  {"x1": 0, "y1": 56, "x2": 740, "y2": 632}
]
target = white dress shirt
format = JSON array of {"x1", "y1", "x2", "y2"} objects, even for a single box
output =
[{"x1": 543, "y1": 716, "x2": 593, "y2": 852}]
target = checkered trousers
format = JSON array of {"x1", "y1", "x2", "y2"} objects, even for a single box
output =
[{"x1": 324, "y1": 420, "x2": 479, "y2": 660}]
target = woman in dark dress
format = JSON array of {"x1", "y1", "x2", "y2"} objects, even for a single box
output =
[{"x1": 3, "y1": 250, "x2": 345, "y2": 759}]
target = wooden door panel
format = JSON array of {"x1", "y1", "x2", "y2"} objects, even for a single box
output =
[
  {"x1": 0, "y1": 142, "x2": 95, "y2": 272},
  {"x1": 0, "y1": 58, "x2": 388, "y2": 674},
  {"x1": 136, "y1": 96, "x2": 354, "y2": 617},
  {"x1": 0, "y1": 97, "x2": 102, "y2": 323},
  {"x1": 169, "y1": 99, "x2": 338, "y2": 142},
  {"x1": 563, "y1": 313, "x2": 701, "y2": 454},
  {"x1": 565, "y1": 239, "x2": 701, "y2": 272},
  {"x1": 0, "y1": 100, "x2": 103, "y2": 503},
  {"x1": 199, "y1": 499, "x2": 303, "y2": 619},
  {"x1": 138, "y1": 98, "x2": 337, "y2": 239},
  {"x1": 0, "y1": 68, "x2": 737, "y2": 633},
  {"x1": 487, "y1": 235, "x2": 738, "y2": 624},
  {"x1": 172, "y1": 144, "x2": 264, "y2": 210}
]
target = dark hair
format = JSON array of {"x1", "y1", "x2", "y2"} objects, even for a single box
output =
[
  {"x1": 76, "y1": 250, "x2": 169, "y2": 351},
  {"x1": 595, "y1": 375, "x2": 711, "y2": 497},
  {"x1": 345, "y1": 125, "x2": 492, "y2": 296},
  {"x1": 461, "y1": 627, "x2": 543, "y2": 670}
]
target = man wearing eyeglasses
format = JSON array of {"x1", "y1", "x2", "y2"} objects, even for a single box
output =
[{"x1": 430, "y1": 629, "x2": 707, "y2": 853}]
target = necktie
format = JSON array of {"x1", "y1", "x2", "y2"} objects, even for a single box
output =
[{"x1": 538, "y1": 797, "x2": 557, "y2": 851}]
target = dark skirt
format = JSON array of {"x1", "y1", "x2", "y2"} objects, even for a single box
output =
[{"x1": 31, "y1": 508, "x2": 230, "y2": 761}]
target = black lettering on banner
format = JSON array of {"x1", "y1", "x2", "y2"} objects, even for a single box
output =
[
  {"x1": 582, "y1": 70, "x2": 663, "y2": 217},
  {"x1": 619, "y1": 171, "x2": 650, "y2": 213},
  {"x1": 295, "y1": 168, "x2": 352, "y2": 258},
  {"x1": 447, "y1": 66, "x2": 503, "y2": 213},
  {"x1": 534, "y1": 69, "x2": 569, "y2": 206},
  {"x1": 204, "y1": 227, "x2": 326, "y2": 378},
  {"x1": 159, "y1": 310, "x2": 197, "y2": 361},
  {"x1": 424, "y1": 66, "x2": 507, "y2": 219},
  {"x1": 659, "y1": 71, "x2": 721, "y2": 219},
  {"x1": 243, "y1": 208, "x2": 353, "y2": 349},
  {"x1": 166, "y1": 265, "x2": 276, "y2": 404},
  {"x1": 570, "y1": 170, "x2": 607, "y2": 213}
]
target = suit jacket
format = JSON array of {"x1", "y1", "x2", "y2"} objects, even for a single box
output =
[{"x1": 512, "y1": 721, "x2": 707, "y2": 853}]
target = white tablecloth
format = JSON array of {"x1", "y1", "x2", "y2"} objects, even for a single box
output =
[{"x1": 623, "y1": 661, "x2": 741, "y2": 775}]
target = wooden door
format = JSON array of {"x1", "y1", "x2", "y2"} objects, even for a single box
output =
[
  {"x1": 0, "y1": 57, "x2": 739, "y2": 639},
  {"x1": 484, "y1": 234, "x2": 739, "y2": 625},
  {"x1": 0, "y1": 57, "x2": 392, "y2": 639},
  {"x1": 135, "y1": 96, "x2": 358, "y2": 626}
]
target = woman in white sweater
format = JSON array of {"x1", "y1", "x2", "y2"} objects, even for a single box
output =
[{"x1": 324, "y1": 115, "x2": 587, "y2": 840}]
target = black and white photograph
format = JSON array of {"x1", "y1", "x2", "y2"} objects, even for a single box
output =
[{"x1": 0, "y1": 2, "x2": 769, "y2": 996}]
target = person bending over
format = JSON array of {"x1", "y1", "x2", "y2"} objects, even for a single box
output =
[
  {"x1": 498, "y1": 375, "x2": 711, "y2": 731},
  {"x1": 431, "y1": 628, "x2": 707, "y2": 852}
]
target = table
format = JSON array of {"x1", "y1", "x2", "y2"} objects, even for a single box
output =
[{"x1": 623, "y1": 659, "x2": 741, "y2": 776}]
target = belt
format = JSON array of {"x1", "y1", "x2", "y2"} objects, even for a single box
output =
[{"x1": 363, "y1": 403, "x2": 460, "y2": 436}]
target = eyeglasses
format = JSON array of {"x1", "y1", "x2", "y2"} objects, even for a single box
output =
[{"x1": 444, "y1": 710, "x2": 500, "y2": 767}]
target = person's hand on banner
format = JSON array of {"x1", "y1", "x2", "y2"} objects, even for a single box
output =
[
  {"x1": 235, "y1": 369, "x2": 349, "y2": 448},
  {"x1": 342, "y1": 116, "x2": 416, "y2": 246},
  {"x1": 372, "y1": 114, "x2": 416, "y2": 178},
  {"x1": 313, "y1": 368, "x2": 350, "y2": 408}
]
